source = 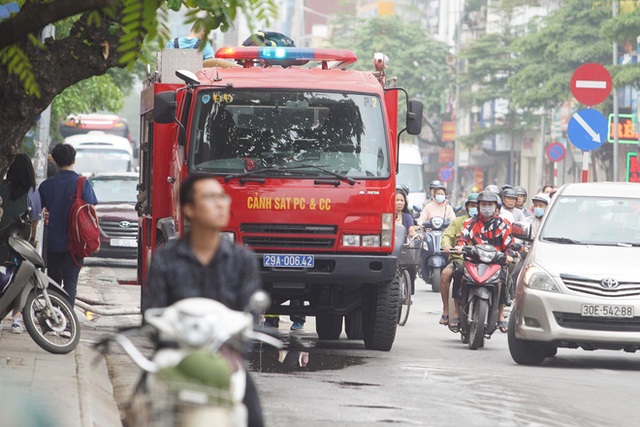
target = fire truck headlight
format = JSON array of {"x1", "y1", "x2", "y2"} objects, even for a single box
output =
[
  {"x1": 381, "y1": 213, "x2": 393, "y2": 230},
  {"x1": 381, "y1": 231, "x2": 392, "y2": 247},
  {"x1": 362, "y1": 235, "x2": 380, "y2": 247},
  {"x1": 220, "y1": 232, "x2": 235, "y2": 242},
  {"x1": 342, "y1": 235, "x2": 361, "y2": 247}
]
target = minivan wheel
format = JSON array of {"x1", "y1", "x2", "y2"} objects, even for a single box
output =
[{"x1": 507, "y1": 314, "x2": 549, "y2": 365}]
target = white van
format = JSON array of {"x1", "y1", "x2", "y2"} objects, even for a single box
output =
[
  {"x1": 64, "y1": 131, "x2": 134, "y2": 175},
  {"x1": 397, "y1": 143, "x2": 427, "y2": 209}
]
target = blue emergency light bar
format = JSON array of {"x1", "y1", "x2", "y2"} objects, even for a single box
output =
[{"x1": 215, "y1": 46, "x2": 357, "y2": 64}]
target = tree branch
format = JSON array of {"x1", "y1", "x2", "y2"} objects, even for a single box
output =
[{"x1": 0, "y1": 0, "x2": 116, "y2": 50}]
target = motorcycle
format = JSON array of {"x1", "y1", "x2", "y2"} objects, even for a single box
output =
[
  {"x1": 94, "y1": 291, "x2": 282, "y2": 427},
  {"x1": 419, "y1": 216, "x2": 450, "y2": 293},
  {"x1": 456, "y1": 245, "x2": 508, "y2": 350},
  {"x1": 0, "y1": 211, "x2": 80, "y2": 354}
]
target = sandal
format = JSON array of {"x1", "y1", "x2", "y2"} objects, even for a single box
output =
[
  {"x1": 439, "y1": 314, "x2": 449, "y2": 325},
  {"x1": 448, "y1": 317, "x2": 460, "y2": 333},
  {"x1": 498, "y1": 320, "x2": 508, "y2": 333}
]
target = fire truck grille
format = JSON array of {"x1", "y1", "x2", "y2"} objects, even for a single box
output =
[
  {"x1": 243, "y1": 237, "x2": 335, "y2": 249},
  {"x1": 240, "y1": 224, "x2": 337, "y2": 234},
  {"x1": 100, "y1": 220, "x2": 138, "y2": 239}
]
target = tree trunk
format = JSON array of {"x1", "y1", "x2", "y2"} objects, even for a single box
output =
[{"x1": 0, "y1": 13, "x2": 124, "y2": 176}]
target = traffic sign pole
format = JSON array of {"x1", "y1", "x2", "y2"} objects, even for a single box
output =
[{"x1": 582, "y1": 151, "x2": 590, "y2": 182}]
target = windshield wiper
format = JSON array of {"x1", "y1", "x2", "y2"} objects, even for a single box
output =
[
  {"x1": 224, "y1": 167, "x2": 307, "y2": 183},
  {"x1": 292, "y1": 164, "x2": 356, "y2": 185},
  {"x1": 543, "y1": 237, "x2": 582, "y2": 245}
]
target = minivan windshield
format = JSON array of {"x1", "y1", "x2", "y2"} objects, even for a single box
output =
[
  {"x1": 75, "y1": 149, "x2": 132, "y2": 174},
  {"x1": 189, "y1": 90, "x2": 389, "y2": 179},
  {"x1": 541, "y1": 196, "x2": 640, "y2": 246},
  {"x1": 397, "y1": 164, "x2": 425, "y2": 192}
]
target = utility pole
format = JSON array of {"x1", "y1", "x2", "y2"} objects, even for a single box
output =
[
  {"x1": 451, "y1": 1, "x2": 462, "y2": 205},
  {"x1": 612, "y1": 0, "x2": 619, "y2": 181},
  {"x1": 33, "y1": 24, "x2": 54, "y2": 255}
]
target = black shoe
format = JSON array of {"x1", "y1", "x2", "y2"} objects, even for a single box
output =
[{"x1": 264, "y1": 318, "x2": 279, "y2": 328}]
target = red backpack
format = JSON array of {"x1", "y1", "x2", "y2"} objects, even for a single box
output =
[{"x1": 68, "y1": 176, "x2": 100, "y2": 266}]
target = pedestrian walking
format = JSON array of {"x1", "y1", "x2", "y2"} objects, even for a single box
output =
[{"x1": 39, "y1": 143, "x2": 98, "y2": 306}]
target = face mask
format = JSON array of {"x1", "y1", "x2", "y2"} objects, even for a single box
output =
[
  {"x1": 435, "y1": 195, "x2": 446, "y2": 204},
  {"x1": 480, "y1": 206, "x2": 495, "y2": 218},
  {"x1": 468, "y1": 207, "x2": 478, "y2": 217},
  {"x1": 533, "y1": 207, "x2": 545, "y2": 218}
]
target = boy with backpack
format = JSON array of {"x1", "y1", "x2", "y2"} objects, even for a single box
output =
[{"x1": 39, "y1": 143, "x2": 98, "y2": 306}]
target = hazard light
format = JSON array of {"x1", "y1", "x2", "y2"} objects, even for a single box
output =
[{"x1": 215, "y1": 47, "x2": 357, "y2": 64}]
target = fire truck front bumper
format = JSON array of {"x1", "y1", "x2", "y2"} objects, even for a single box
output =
[{"x1": 257, "y1": 253, "x2": 398, "y2": 285}]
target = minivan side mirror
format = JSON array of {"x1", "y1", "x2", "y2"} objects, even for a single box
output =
[
  {"x1": 512, "y1": 221, "x2": 532, "y2": 242},
  {"x1": 406, "y1": 100, "x2": 424, "y2": 136},
  {"x1": 153, "y1": 91, "x2": 177, "y2": 124}
]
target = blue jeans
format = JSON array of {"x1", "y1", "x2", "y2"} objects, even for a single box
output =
[{"x1": 47, "y1": 251, "x2": 81, "y2": 306}]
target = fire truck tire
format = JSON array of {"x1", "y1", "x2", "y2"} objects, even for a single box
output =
[
  {"x1": 345, "y1": 311, "x2": 363, "y2": 340},
  {"x1": 315, "y1": 315, "x2": 343, "y2": 340},
  {"x1": 363, "y1": 271, "x2": 400, "y2": 351}
]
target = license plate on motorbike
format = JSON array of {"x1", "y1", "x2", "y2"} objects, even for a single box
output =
[
  {"x1": 263, "y1": 254, "x2": 314, "y2": 268},
  {"x1": 581, "y1": 304, "x2": 634, "y2": 318}
]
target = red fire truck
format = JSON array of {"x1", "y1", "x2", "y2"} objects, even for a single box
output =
[{"x1": 137, "y1": 47, "x2": 423, "y2": 351}]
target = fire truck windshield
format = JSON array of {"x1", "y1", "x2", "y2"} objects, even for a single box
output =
[{"x1": 189, "y1": 90, "x2": 389, "y2": 179}]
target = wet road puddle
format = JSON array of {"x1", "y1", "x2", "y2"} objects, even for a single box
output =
[{"x1": 248, "y1": 347, "x2": 366, "y2": 373}]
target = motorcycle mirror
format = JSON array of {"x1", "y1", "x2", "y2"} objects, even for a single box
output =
[{"x1": 247, "y1": 290, "x2": 271, "y2": 314}]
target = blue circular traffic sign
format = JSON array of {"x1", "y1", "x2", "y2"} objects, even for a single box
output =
[
  {"x1": 567, "y1": 108, "x2": 607, "y2": 151},
  {"x1": 545, "y1": 142, "x2": 566, "y2": 162},
  {"x1": 438, "y1": 166, "x2": 453, "y2": 183}
]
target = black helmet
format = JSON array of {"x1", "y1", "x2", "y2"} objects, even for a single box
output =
[
  {"x1": 430, "y1": 180, "x2": 443, "y2": 190},
  {"x1": 477, "y1": 190, "x2": 500, "y2": 204},
  {"x1": 502, "y1": 188, "x2": 518, "y2": 199},
  {"x1": 514, "y1": 186, "x2": 527, "y2": 197},
  {"x1": 396, "y1": 185, "x2": 409, "y2": 197}
]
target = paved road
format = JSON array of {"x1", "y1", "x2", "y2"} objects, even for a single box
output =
[{"x1": 96, "y1": 265, "x2": 640, "y2": 426}]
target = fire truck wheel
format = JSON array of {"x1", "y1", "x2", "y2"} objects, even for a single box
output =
[
  {"x1": 345, "y1": 311, "x2": 363, "y2": 340},
  {"x1": 363, "y1": 271, "x2": 400, "y2": 351},
  {"x1": 315, "y1": 315, "x2": 343, "y2": 340}
]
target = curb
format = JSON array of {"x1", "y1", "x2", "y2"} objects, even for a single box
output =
[{"x1": 76, "y1": 342, "x2": 123, "y2": 427}]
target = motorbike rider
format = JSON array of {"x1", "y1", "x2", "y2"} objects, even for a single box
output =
[
  {"x1": 142, "y1": 174, "x2": 265, "y2": 427},
  {"x1": 514, "y1": 186, "x2": 531, "y2": 218},
  {"x1": 417, "y1": 183, "x2": 456, "y2": 226},
  {"x1": 438, "y1": 193, "x2": 478, "y2": 326},
  {"x1": 453, "y1": 190, "x2": 513, "y2": 333},
  {"x1": 501, "y1": 187, "x2": 525, "y2": 223},
  {"x1": 426, "y1": 180, "x2": 443, "y2": 203},
  {"x1": 526, "y1": 193, "x2": 551, "y2": 240}
]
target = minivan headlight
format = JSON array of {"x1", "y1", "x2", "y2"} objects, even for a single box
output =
[{"x1": 522, "y1": 265, "x2": 561, "y2": 293}]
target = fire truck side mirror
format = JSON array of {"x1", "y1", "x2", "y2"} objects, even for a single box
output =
[
  {"x1": 406, "y1": 100, "x2": 423, "y2": 136},
  {"x1": 153, "y1": 91, "x2": 177, "y2": 124}
]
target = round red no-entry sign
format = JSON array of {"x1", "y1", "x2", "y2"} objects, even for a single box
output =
[{"x1": 570, "y1": 63, "x2": 612, "y2": 106}]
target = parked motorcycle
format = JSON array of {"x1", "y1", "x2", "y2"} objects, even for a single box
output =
[
  {"x1": 0, "y1": 211, "x2": 80, "y2": 354},
  {"x1": 420, "y1": 216, "x2": 450, "y2": 292},
  {"x1": 456, "y1": 245, "x2": 508, "y2": 350},
  {"x1": 94, "y1": 291, "x2": 281, "y2": 427}
]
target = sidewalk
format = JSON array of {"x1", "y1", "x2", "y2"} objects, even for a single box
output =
[{"x1": 0, "y1": 265, "x2": 140, "y2": 427}]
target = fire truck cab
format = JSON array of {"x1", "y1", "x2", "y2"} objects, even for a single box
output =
[{"x1": 138, "y1": 47, "x2": 423, "y2": 351}]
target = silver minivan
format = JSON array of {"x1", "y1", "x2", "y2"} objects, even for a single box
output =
[{"x1": 509, "y1": 182, "x2": 640, "y2": 365}]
